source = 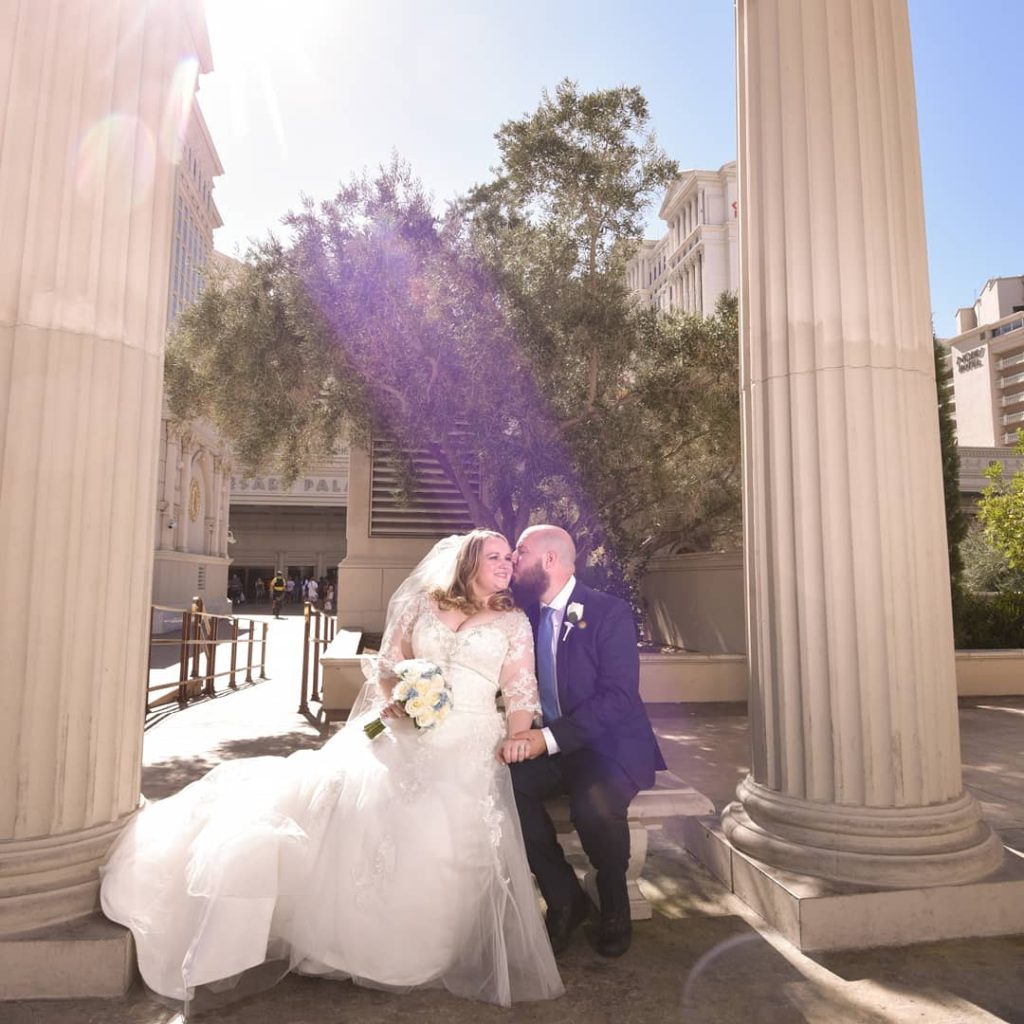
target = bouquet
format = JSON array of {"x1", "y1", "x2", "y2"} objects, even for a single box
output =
[{"x1": 363, "y1": 659, "x2": 453, "y2": 739}]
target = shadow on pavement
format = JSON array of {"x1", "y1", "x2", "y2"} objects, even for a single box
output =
[{"x1": 142, "y1": 731, "x2": 328, "y2": 800}]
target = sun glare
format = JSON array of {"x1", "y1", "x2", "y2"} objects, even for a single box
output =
[{"x1": 202, "y1": 0, "x2": 340, "y2": 153}]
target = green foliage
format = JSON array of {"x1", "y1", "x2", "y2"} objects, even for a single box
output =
[
  {"x1": 959, "y1": 518, "x2": 1024, "y2": 594},
  {"x1": 976, "y1": 431, "x2": 1024, "y2": 570},
  {"x1": 953, "y1": 588, "x2": 1024, "y2": 649},
  {"x1": 460, "y1": 80, "x2": 739, "y2": 585},
  {"x1": 166, "y1": 82, "x2": 741, "y2": 595},
  {"x1": 954, "y1": 429, "x2": 1024, "y2": 648},
  {"x1": 165, "y1": 241, "x2": 367, "y2": 482},
  {"x1": 934, "y1": 340, "x2": 967, "y2": 592}
]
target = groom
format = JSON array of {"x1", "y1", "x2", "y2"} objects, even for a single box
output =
[{"x1": 508, "y1": 525, "x2": 665, "y2": 958}]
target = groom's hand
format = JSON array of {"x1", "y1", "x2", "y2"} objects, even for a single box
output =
[{"x1": 510, "y1": 729, "x2": 547, "y2": 761}]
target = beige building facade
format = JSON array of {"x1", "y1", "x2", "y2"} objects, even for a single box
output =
[
  {"x1": 150, "y1": 86, "x2": 229, "y2": 625},
  {"x1": 942, "y1": 275, "x2": 1024, "y2": 447},
  {"x1": 626, "y1": 162, "x2": 738, "y2": 316},
  {"x1": 152, "y1": 409, "x2": 233, "y2": 629},
  {"x1": 229, "y1": 449, "x2": 349, "y2": 596},
  {"x1": 336, "y1": 442, "x2": 478, "y2": 630}
]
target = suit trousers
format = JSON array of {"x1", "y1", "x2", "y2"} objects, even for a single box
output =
[{"x1": 511, "y1": 748, "x2": 636, "y2": 917}]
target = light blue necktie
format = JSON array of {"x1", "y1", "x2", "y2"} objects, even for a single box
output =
[{"x1": 537, "y1": 605, "x2": 560, "y2": 724}]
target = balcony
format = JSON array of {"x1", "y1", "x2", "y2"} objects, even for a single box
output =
[
  {"x1": 1000, "y1": 391, "x2": 1024, "y2": 408},
  {"x1": 997, "y1": 350, "x2": 1024, "y2": 371}
]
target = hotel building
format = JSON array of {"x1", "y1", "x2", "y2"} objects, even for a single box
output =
[
  {"x1": 942, "y1": 275, "x2": 1024, "y2": 447},
  {"x1": 152, "y1": 98, "x2": 232, "y2": 624},
  {"x1": 625, "y1": 162, "x2": 738, "y2": 316}
]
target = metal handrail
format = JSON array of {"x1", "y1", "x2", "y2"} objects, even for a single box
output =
[
  {"x1": 299, "y1": 601, "x2": 337, "y2": 715},
  {"x1": 146, "y1": 598, "x2": 269, "y2": 713}
]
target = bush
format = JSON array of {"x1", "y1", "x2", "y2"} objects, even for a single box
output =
[
  {"x1": 953, "y1": 589, "x2": 1024, "y2": 649},
  {"x1": 960, "y1": 519, "x2": 1024, "y2": 594}
]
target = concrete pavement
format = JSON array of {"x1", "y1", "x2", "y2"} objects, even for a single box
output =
[{"x1": 7, "y1": 618, "x2": 1024, "y2": 1023}]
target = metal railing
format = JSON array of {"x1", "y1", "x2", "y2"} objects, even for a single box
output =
[
  {"x1": 299, "y1": 601, "x2": 337, "y2": 715},
  {"x1": 147, "y1": 598, "x2": 269, "y2": 713}
]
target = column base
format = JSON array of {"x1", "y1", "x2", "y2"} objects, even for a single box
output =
[
  {"x1": 0, "y1": 815, "x2": 133, "y2": 936},
  {"x1": 722, "y1": 778, "x2": 1005, "y2": 887},
  {"x1": 685, "y1": 817, "x2": 1024, "y2": 952},
  {"x1": 0, "y1": 913, "x2": 135, "y2": 999}
]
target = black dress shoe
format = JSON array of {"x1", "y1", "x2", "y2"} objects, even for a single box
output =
[
  {"x1": 595, "y1": 913, "x2": 632, "y2": 957},
  {"x1": 545, "y1": 890, "x2": 591, "y2": 955}
]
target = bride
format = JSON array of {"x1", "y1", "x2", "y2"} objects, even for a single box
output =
[{"x1": 101, "y1": 530, "x2": 564, "y2": 1011}]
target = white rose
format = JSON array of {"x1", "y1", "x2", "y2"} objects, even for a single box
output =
[
  {"x1": 405, "y1": 696, "x2": 428, "y2": 717},
  {"x1": 414, "y1": 708, "x2": 438, "y2": 729},
  {"x1": 393, "y1": 679, "x2": 414, "y2": 702}
]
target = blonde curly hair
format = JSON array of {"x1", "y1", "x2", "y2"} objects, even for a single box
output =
[{"x1": 431, "y1": 529, "x2": 515, "y2": 613}]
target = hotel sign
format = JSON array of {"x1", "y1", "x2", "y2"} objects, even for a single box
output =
[
  {"x1": 956, "y1": 348, "x2": 984, "y2": 373},
  {"x1": 230, "y1": 473, "x2": 348, "y2": 507}
]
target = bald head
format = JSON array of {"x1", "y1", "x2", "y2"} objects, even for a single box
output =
[
  {"x1": 512, "y1": 524, "x2": 577, "y2": 604},
  {"x1": 522, "y1": 525, "x2": 576, "y2": 566}
]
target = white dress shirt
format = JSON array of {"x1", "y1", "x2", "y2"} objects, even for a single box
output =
[{"x1": 540, "y1": 576, "x2": 576, "y2": 755}]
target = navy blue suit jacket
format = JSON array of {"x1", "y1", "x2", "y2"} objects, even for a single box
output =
[{"x1": 527, "y1": 581, "x2": 666, "y2": 793}]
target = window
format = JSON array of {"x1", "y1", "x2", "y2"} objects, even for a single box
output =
[{"x1": 992, "y1": 317, "x2": 1024, "y2": 339}]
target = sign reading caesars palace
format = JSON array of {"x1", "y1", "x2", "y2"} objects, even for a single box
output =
[{"x1": 231, "y1": 474, "x2": 348, "y2": 501}]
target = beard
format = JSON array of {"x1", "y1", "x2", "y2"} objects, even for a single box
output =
[{"x1": 511, "y1": 562, "x2": 549, "y2": 605}]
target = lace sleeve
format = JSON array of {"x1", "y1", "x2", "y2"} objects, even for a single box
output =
[
  {"x1": 378, "y1": 591, "x2": 428, "y2": 688},
  {"x1": 499, "y1": 611, "x2": 542, "y2": 720}
]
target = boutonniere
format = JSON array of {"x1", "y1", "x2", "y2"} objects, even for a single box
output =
[{"x1": 561, "y1": 602, "x2": 586, "y2": 642}]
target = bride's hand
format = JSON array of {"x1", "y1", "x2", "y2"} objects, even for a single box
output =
[
  {"x1": 498, "y1": 737, "x2": 532, "y2": 764},
  {"x1": 379, "y1": 701, "x2": 407, "y2": 720}
]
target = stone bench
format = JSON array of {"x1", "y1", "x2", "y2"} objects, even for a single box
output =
[
  {"x1": 318, "y1": 649, "x2": 716, "y2": 920},
  {"x1": 318, "y1": 630, "x2": 363, "y2": 723},
  {"x1": 548, "y1": 772, "x2": 715, "y2": 920}
]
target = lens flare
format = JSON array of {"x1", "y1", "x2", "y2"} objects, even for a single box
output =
[
  {"x1": 74, "y1": 114, "x2": 156, "y2": 208},
  {"x1": 162, "y1": 55, "x2": 200, "y2": 163}
]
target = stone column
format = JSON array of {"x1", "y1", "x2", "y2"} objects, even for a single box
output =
[
  {"x1": 211, "y1": 457, "x2": 224, "y2": 557},
  {"x1": 0, "y1": 0, "x2": 212, "y2": 993},
  {"x1": 160, "y1": 424, "x2": 180, "y2": 549},
  {"x1": 176, "y1": 433, "x2": 192, "y2": 552},
  {"x1": 220, "y1": 463, "x2": 232, "y2": 558},
  {"x1": 724, "y1": 0, "x2": 1002, "y2": 888}
]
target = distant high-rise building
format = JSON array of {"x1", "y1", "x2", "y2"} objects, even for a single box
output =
[
  {"x1": 626, "y1": 162, "x2": 738, "y2": 316},
  {"x1": 152, "y1": 95, "x2": 230, "y2": 626},
  {"x1": 941, "y1": 275, "x2": 1024, "y2": 447},
  {"x1": 167, "y1": 101, "x2": 223, "y2": 324}
]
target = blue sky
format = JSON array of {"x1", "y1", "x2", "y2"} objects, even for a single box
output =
[{"x1": 200, "y1": 0, "x2": 1022, "y2": 337}]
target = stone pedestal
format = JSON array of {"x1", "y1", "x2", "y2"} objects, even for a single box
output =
[
  {"x1": 686, "y1": 819, "x2": 1024, "y2": 952},
  {"x1": 0, "y1": 0, "x2": 212, "y2": 997},
  {"x1": 686, "y1": 0, "x2": 1010, "y2": 944}
]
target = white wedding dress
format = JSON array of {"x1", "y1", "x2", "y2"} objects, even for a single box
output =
[{"x1": 100, "y1": 593, "x2": 564, "y2": 1010}]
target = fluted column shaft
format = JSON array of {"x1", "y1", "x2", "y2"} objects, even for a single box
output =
[
  {"x1": 0, "y1": 0, "x2": 210, "y2": 933},
  {"x1": 176, "y1": 434, "x2": 191, "y2": 552},
  {"x1": 160, "y1": 426, "x2": 180, "y2": 549},
  {"x1": 211, "y1": 458, "x2": 224, "y2": 557},
  {"x1": 725, "y1": 0, "x2": 1002, "y2": 887}
]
